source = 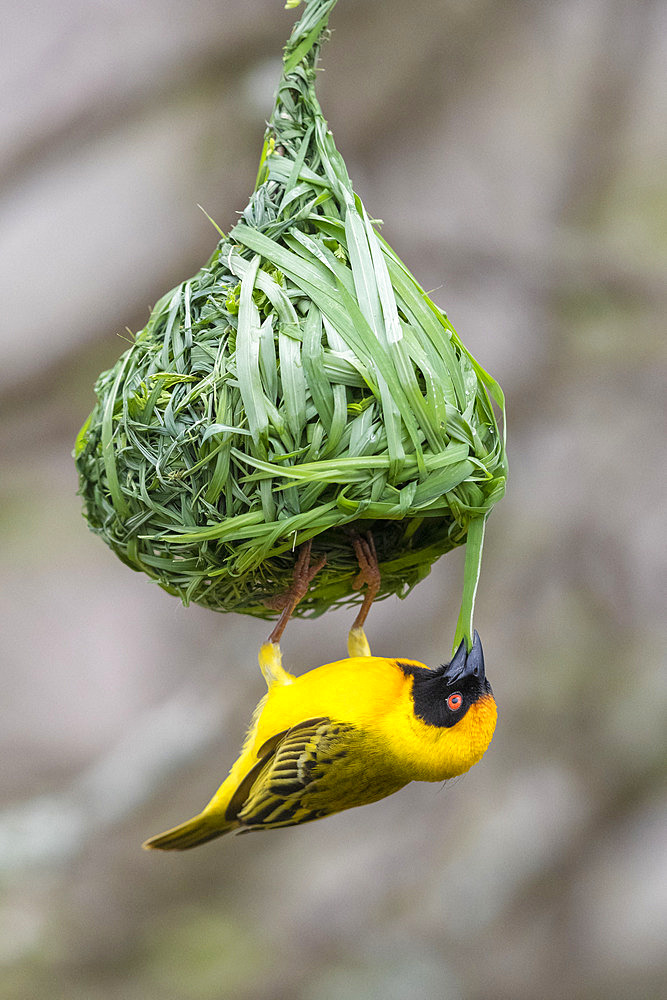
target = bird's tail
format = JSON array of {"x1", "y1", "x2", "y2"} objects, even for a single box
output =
[{"x1": 142, "y1": 811, "x2": 236, "y2": 851}]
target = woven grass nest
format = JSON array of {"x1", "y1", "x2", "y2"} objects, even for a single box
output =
[{"x1": 75, "y1": 0, "x2": 507, "y2": 627}]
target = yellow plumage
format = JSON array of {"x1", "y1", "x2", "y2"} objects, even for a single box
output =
[{"x1": 143, "y1": 625, "x2": 497, "y2": 851}]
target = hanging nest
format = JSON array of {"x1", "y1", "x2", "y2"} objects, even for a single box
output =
[{"x1": 75, "y1": 0, "x2": 507, "y2": 621}]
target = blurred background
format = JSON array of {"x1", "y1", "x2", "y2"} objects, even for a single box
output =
[{"x1": 1, "y1": 0, "x2": 665, "y2": 997}]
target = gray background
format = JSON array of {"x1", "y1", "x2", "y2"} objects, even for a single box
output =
[{"x1": 1, "y1": 1, "x2": 665, "y2": 997}]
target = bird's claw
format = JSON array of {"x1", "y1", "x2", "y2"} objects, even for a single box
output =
[
  {"x1": 266, "y1": 541, "x2": 326, "y2": 645},
  {"x1": 350, "y1": 532, "x2": 381, "y2": 634}
]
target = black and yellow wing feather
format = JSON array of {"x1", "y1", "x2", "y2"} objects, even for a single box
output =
[{"x1": 229, "y1": 717, "x2": 407, "y2": 832}]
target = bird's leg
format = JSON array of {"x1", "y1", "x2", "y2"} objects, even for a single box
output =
[
  {"x1": 258, "y1": 640, "x2": 289, "y2": 687},
  {"x1": 265, "y1": 540, "x2": 326, "y2": 647},
  {"x1": 348, "y1": 533, "x2": 381, "y2": 658}
]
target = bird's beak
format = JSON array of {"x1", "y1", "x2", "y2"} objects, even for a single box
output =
[{"x1": 443, "y1": 631, "x2": 485, "y2": 684}]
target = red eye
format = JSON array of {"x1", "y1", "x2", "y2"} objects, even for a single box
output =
[{"x1": 447, "y1": 692, "x2": 463, "y2": 711}]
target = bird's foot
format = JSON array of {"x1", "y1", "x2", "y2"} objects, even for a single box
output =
[
  {"x1": 265, "y1": 540, "x2": 326, "y2": 645},
  {"x1": 348, "y1": 532, "x2": 381, "y2": 655}
]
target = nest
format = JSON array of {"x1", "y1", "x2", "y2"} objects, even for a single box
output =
[{"x1": 75, "y1": 0, "x2": 507, "y2": 623}]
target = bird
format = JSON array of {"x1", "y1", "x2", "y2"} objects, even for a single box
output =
[{"x1": 142, "y1": 538, "x2": 497, "y2": 850}]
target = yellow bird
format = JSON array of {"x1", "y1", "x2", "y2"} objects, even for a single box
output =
[{"x1": 143, "y1": 539, "x2": 497, "y2": 851}]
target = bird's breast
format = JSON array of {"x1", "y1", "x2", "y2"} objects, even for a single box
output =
[
  {"x1": 253, "y1": 657, "x2": 496, "y2": 786},
  {"x1": 258, "y1": 656, "x2": 409, "y2": 738},
  {"x1": 390, "y1": 693, "x2": 498, "y2": 781}
]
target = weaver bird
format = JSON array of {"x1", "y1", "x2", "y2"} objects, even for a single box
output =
[{"x1": 143, "y1": 538, "x2": 497, "y2": 850}]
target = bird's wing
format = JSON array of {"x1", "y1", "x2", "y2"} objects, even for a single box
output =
[{"x1": 225, "y1": 717, "x2": 402, "y2": 831}]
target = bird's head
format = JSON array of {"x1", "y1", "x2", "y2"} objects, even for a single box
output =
[{"x1": 398, "y1": 631, "x2": 497, "y2": 777}]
